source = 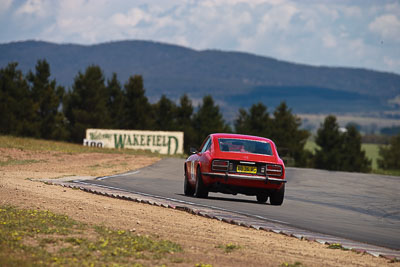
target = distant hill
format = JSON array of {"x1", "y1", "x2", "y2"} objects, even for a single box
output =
[{"x1": 1, "y1": 40, "x2": 399, "y2": 117}]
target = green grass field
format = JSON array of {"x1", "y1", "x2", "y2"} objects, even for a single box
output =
[
  {"x1": 304, "y1": 140, "x2": 319, "y2": 154},
  {"x1": 361, "y1": 143, "x2": 380, "y2": 170}
]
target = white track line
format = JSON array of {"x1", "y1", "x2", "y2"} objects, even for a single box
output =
[{"x1": 96, "y1": 170, "x2": 140, "y2": 180}]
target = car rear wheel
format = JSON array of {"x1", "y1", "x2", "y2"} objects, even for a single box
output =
[
  {"x1": 194, "y1": 167, "x2": 208, "y2": 198},
  {"x1": 184, "y1": 164, "x2": 195, "y2": 196},
  {"x1": 256, "y1": 194, "x2": 268, "y2": 203},
  {"x1": 270, "y1": 184, "x2": 285, "y2": 206}
]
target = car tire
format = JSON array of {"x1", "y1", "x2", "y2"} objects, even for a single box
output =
[
  {"x1": 256, "y1": 194, "x2": 268, "y2": 203},
  {"x1": 194, "y1": 166, "x2": 208, "y2": 198},
  {"x1": 270, "y1": 184, "x2": 285, "y2": 206},
  {"x1": 184, "y1": 164, "x2": 195, "y2": 196}
]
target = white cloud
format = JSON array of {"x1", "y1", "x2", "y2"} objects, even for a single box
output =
[
  {"x1": 348, "y1": 38, "x2": 367, "y2": 57},
  {"x1": 111, "y1": 8, "x2": 150, "y2": 27},
  {"x1": 369, "y1": 14, "x2": 400, "y2": 43},
  {"x1": 342, "y1": 6, "x2": 362, "y2": 18},
  {"x1": 322, "y1": 33, "x2": 337, "y2": 48},
  {"x1": 384, "y1": 56, "x2": 400, "y2": 69},
  {"x1": 309, "y1": 4, "x2": 339, "y2": 21},
  {"x1": 15, "y1": 0, "x2": 49, "y2": 17},
  {"x1": 0, "y1": 0, "x2": 13, "y2": 13},
  {"x1": 384, "y1": 2, "x2": 400, "y2": 14},
  {"x1": 257, "y1": 3, "x2": 298, "y2": 34},
  {"x1": 202, "y1": 0, "x2": 286, "y2": 8},
  {"x1": 52, "y1": 16, "x2": 104, "y2": 43}
]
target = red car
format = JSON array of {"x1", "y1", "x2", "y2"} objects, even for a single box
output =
[{"x1": 184, "y1": 133, "x2": 286, "y2": 205}]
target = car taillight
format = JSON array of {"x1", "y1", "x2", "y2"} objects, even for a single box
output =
[
  {"x1": 266, "y1": 164, "x2": 283, "y2": 177},
  {"x1": 229, "y1": 162, "x2": 234, "y2": 171},
  {"x1": 212, "y1": 160, "x2": 229, "y2": 171}
]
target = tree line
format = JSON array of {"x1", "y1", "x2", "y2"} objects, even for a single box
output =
[{"x1": 1, "y1": 60, "x2": 399, "y2": 172}]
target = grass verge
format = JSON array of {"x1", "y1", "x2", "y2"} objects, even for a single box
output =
[
  {"x1": 0, "y1": 206, "x2": 182, "y2": 266},
  {"x1": 281, "y1": 262, "x2": 306, "y2": 267},
  {"x1": 0, "y1": 135, "x2": 185, "y2": 158},
  {"x1": 0, "y1": 158, "x2": 45, "y2": 167},
  {"x1": 216, "y1": 243, "x2": 241, "y2": 253},
  {"x1": 372, "y1": 169, "x2": 400, "y2": 176},
  {"x1": 327, "y1": 243, "x2": 349, "y2": 251}
]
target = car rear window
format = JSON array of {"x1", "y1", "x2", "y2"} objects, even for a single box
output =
[{"x1": 218, "y1": 138, "x2": 273, "y2": 156}]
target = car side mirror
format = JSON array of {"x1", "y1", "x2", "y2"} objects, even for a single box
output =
[{"x1": 189, "y1": 147, "x2": 198, "y2": 154}]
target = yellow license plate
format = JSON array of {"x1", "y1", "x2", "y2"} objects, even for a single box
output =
[{"x1": 237, "y1": 165, "x2": 257, "y2": 174}]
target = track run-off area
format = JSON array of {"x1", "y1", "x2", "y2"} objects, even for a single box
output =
[{"x1": 62, "y1": 158, "x2": 399, "y2": 256}]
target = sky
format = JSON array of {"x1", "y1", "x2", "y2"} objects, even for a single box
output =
[{"x1": 1, "y1": 0, "x2": 400, "y2": 74}]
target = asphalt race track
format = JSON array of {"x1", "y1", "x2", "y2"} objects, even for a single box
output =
[{"x1": 88, "y1": 158, "x2": 400, "y2": 250}]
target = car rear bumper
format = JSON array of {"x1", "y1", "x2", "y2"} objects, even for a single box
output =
[{"x1": 202, "y1": 172, "x2": 286, "y2": 183}]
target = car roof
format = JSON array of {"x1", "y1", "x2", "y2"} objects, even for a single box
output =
[{"x1": 210, "y1": 133, "x2": 273, "y2": 143}]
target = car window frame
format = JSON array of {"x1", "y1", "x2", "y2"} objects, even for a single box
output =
[
  {"x1": 200, "y1": 137, "x2": 212, "y2": 153},
  {"x1": 218, "y1": 138, "x2": 274, "y2": 156}
]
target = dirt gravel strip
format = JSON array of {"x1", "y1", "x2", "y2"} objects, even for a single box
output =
[{"x1": 44, "y1": 175, "x2": 400, "y2": 262}]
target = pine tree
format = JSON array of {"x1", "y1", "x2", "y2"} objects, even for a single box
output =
[
  {"x1": 177, "y1": 94, "x2": 193, "y2": 127},
  {"x1": 64, "y1": 65, "x2": 111, "y2": 142},
  {"x1": 271, "y1": 102, "x2": 310, "y2": 167},
  {"x1": 0, "y1": 62, "x2": 37, "y2": 137},
  {"x1": 176, "y1": 94, "x2": 196, "y2": 153},
  {"x1": 314, "y1": 115, "x2": 343, "y2": 170},
  {"x1": 153, "y1": 95, "x2": 177, "y2": 131},
  {"x1": 378, "y1": 133, "x2": 400, "y2": 170},
  {"x1": 314, "y1": 116, "x2": 371, "y2": 172},
  {"x1": 27, "y1": 60, "x2": 67, "y2": 140},
  {"x1": 235, "y1": 102, "x2": 271, "y2": 137},
  {"x1": 341, "y1": 125, "x2": 371, "y2": 172},
  {"x1": 106, "y1": 73, "x2": 124, "y2": 128},
  {"x1": 193, "y1": 95, "x2": 231, "y2": 147},
  {"x1": 234, "y1": 108, "x2": 250, "y2": 134},
  {"x1": 121, "y1": 75, "x2": 154, "y2": 130}
]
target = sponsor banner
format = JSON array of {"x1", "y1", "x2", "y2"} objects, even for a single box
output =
[{"x1": 85, "y1": 129, "x2": 184, "y2": 155}]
